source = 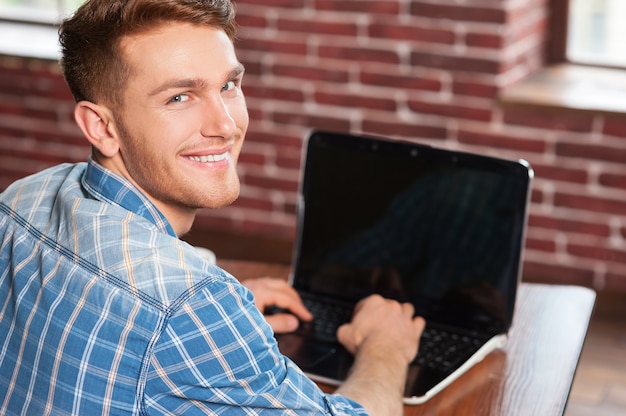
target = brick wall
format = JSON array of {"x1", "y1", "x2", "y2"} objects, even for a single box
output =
[
  {"x1": 0, "y1": 57, "x2": 83, "y2": 188},
  {"x1": 1, "y1": 0, "x2": 625, "y2": 292}
]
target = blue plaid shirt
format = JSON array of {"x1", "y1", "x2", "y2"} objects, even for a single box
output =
[{"x1": 0, "y1": 159, "x2": 367, "y2": 415}]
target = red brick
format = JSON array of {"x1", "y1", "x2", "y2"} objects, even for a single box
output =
[
  {"x1": 508, "y1": 0, "x2": 548, "y2": 19},
  {"x1": 522, "y1": 260, "x2": 595, "y2": 287},
  {"x1": 0, "y1": 115, "x2": 83, "y2": 146},
  {"x1": 0, "y1": 176, "x2": 22, "y2": 191},
  {"x1": 452, "y1": 78, "x2": 498, "y2": 99},
  {"x1": 410, "y1": 2, "x2": 506, "y2": 24},
  {"x1": 236, "y1": 0, "x2": 305, "y2": 8},
  {"x1": 246, "y1": 107, "x2": 263, "y2": 123},
  {"x1": 277, "y1": 17, "x2": 358, "y2": 37},
  {"x1": 8, "y1": 156, "x2": 50, "y2": 177},
  {"x1": 531, "y1": 162, "x2": 588, "y2": 184},
  {"x1": 315, "y1": 0, "x2": 400, "y2": 15},
  {"x1": 241, "y1": 171, "x2": 299, "y2": 193},
  {"x1": 282, "y1": 199, "x2": 298, "y2": 216},
  {"x1": 232, "y1": 195, "x2": 275, "y2": 212},
  {"x1": 272, "y1": 63, "x2": 350, "y2": 83},
  {"x1": 525, "y1": 236, "x2": 557, "y2": 252},
  {"x1": 603, "y1": 117, "x2": 626, "y2": 138},
  {"x1": 407, "y1": 99, "x2": 493, "y2": 122},
  {"x1": 568, "y1": 243, "x2": 626, "y2": 265},
  {"x1": 275, "y1": 152, "x2": 302, "y2": 171},
  {"x1": 0, "y1": 102, "x2": 26, "y2": 118},
  {"x1": 192, "y1": 211, "x2": 236, "y2": 231},
  {"x1": 411, "y1": 52, "x2": 501, "y2": 74},
  {"x1": 500, "y1": 44, "x2": 544, "y2": 75},
  {"x1": 320, "y1": 45, "x2": 400, "y2": 65},
  {"x1": 361, "y1": 120, "x2": 447, "y2": 141},
  {"x1": 530, "y1": 188, "x2": 544, "y2": 204},
  {"x1": 240, "y1": 217, "x2": 296, "y2": 241},
  {"x1": 272, "y1": 110, "x2": 351, "y2": 133},
  {"x1": 233, "y1": 12, "x2": 267, "y2": 30},
  {"x1": 465, "y1": 32, "x2": 504, "y2": 49},
  {"x1": 236, "y1": 37, "x2": 308, "y2": 56},
  {"x1": 245, "y1": 131, "x2": 303, "y2": 149},
  {"x1": 605, "y1": 270, "x2": 626, "y2": 292},
  {"x1": 243, "y1": 85, "x2": 305, "y2": 102},
  {"x1": 368, "y1": 23, "x2": 455, "y2": 44},
  {"x1": 457, "y1": 130, "x2": 546, "y2": 153},
  {"x1": 528, "y1": 214, "x2": 611, "y2": 238},
  {"x1": 315, "y1": 91, "x2": 397, "y2": 112},
  {"x1": 0, "y1": 126, "x2": 27, "y2": 140},
  {"x1": 237, "y1": 150, "x2": 267, "y2": 167},
  {"x1": 506, "y1": 12, "x2": 548, "y2": 48},
  {"x1": 0, "y1": 141, "x2": 84, "y2": 165},
  {"x1": 0, "y1": 69, "x2": 72, "y2": 101},
  {"x1": 554, "y1": 192, "x2": 625, "y2": 215},
  {"x1": 503, "y1": 108, "x2": 594, "y2": 132},
  {"x1": 22, "y1": 128, "x2": 84, "y2": 146},
  {"x1": 0, "y1": 155, "x2": 60, "y2": 180},
  {"x1": 360, "y1": 71, "x2": 442, "y2": 92},
  {"x1": 556, "y1": 142, "x2": 626, "y2": 165},
  {"x1": 599, "y1": 173, "x2": 626, "y2": 191},
  {"x1": 238, "y1": 58, "x2": 262, "y2": 76}
]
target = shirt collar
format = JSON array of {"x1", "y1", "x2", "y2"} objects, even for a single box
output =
[{"x1": 81, "y1": 157, "x2": 177, "y2": 237}]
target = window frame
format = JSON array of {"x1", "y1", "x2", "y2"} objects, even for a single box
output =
[
  {"x1": 0, "y1": 2, "x2": 78, "y2": 60},
  {"x1": 501, "y1": 0, "x2": 626, "y2": 118},
  {"x1": 547, "y1": 0, "x2": 626, "y2": 70},
  {"x1": 0, "y1": 1, "x2": 83, "y2": 25},
  {"x1": 547, "y1": 0, "x2": 569, "y2": 64}
]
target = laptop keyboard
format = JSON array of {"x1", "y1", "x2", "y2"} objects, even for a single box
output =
[
  {"x1": 414, "y1": 326, "x2": 484, "y2": 372},
  {"x1": 298, "y1": 295, "x2": 353, "y2": 342},
  {"x1": 296, "y1": 294, "x2": 484, "y2": 373}
]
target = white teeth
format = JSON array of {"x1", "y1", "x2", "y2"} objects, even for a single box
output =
[{"x1": 188, "y1": 152, "x2": 229, "y2": 163}]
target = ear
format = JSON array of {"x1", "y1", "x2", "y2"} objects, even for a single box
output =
[{"x1": 74, "y1": 101, "x2": 120, "y2": 158}]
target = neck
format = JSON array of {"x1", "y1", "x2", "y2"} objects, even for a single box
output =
[
  {"x1": 156, "y1": 204, "x2": 197, "y2": 237},
  {"x1": 93, "y1": 153, "x2": 197, "y2": 237}
]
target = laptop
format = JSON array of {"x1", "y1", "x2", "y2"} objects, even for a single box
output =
[{"x1": 274, "y1": 130, "x2": 533, "y2": 404}]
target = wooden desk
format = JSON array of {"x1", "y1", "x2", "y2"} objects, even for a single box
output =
[{"x1": 218, "y1": 260, "x2": 596, "y2": 416}]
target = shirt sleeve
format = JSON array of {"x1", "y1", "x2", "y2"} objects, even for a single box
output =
[{"x1": 143, "y1": 278, "x2": 369, "y2": 415}]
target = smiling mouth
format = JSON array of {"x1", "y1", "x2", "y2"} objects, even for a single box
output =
[{"x1": 186, "y1": 152, "x2": 229, "y2": 163}]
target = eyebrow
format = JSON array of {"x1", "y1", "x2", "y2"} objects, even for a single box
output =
[{"x1": 149, "y1": 63, "x2": 245, "y2": 97}]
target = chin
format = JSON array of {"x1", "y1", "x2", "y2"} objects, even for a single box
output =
[
  {"x1": 204, "y1": 198, "x2": 237, "y2": 209},
  {"x1": 199, "y1": 186, "x2": 240, "y2": 209}
]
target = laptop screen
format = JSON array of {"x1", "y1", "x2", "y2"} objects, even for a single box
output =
[{"x1": 291, "y1": 131, "x2": 532, "y2": 334}]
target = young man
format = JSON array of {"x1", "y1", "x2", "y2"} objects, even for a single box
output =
[{"x1": 0, "y1": 0, "x2": 424, "y2": 414}]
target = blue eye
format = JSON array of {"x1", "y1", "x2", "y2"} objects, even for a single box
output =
[
  {"x1": 169, "y1": 94, "x2": 189, "y2": 103},
  {"x1": 222, "y1": 80, "x2": 236, "y2": 92}
]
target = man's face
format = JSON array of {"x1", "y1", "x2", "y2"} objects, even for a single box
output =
[{"x1": 112, "y1": 23, "x2": 248, "y2": 222}]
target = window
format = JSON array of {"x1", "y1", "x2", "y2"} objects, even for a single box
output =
[
  {"x1": 0, "y1": 1, "x2": 84, "y2": 59},
  {"x1": 550, "y1": 0, "x2": 626, "y2": 69},
  {"x1": 0, "y1": 0, "x2": 83, "y2": 24}
]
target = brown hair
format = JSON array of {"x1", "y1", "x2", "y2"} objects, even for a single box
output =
[{"x1": 59, "y1": 0, "x2": 237, "y2": 105}]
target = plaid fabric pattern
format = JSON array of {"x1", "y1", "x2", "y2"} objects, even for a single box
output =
[{"x1": 0, "y1": 159, "x2": 367, "y2": 415}]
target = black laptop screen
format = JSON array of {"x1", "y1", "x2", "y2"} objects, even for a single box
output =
[{"x1": 292, "y1": 131, "x2": 532, "y2": 334}]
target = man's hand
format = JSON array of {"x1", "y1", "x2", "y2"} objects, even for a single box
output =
[
  {"x1": 335, "y1": 294, "x2": 425, "y2": 415},
  {"x1": 337, "y1": 294, "x2": 424, "y2": 362},
  {"x1": 242, "y1": 277, "x2": 313, "y2": 333}
]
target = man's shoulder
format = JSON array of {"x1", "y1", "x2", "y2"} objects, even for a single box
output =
[
  {"x1": 0, "y1": 163, "x2": 87, "y2": 229},
  {"x1": 57, "y1": 202, "x2": 237, "y2": 307},
  {"x1": 92, "y1": 227, "x2": 237, "y2": 306},
  {"x1": 0, "y1": 163, "x2": 236, "y2": 308},
  {"x1": 1, "y1": 163, "x2": 85, "y2": 202}
]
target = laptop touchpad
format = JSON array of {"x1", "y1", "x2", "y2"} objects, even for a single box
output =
[{"x1": 277, "y1": 334, "x2": 337, "y2": 369}]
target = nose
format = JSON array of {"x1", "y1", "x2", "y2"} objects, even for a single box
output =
[{"x1": 201, "y1": 95, "x2": 236, "y2": 138}]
